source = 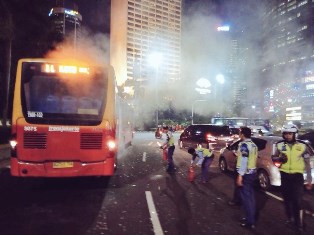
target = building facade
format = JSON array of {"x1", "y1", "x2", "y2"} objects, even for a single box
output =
[
  {"x1": 262, "y1": 0, "x2": 314, "y2": 126},
  {"x1": 49, "y1": 1, "x2": 82, "y2": 45},
  {"x1": 110, "y1": 0, "x2": 182, "y2": 88}
]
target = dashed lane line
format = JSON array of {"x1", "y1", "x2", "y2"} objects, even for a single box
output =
[
  {"x1": 142, "y1": 152, "x2": 147, "y2": 162},
  {"x1": 145, "y1": 191, "x2": 164, "y2": 235}
]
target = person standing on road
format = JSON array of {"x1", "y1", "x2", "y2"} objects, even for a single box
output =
[
  {"x1": 188, "y1": 144, "x2": 214, "y2": 183},
  {"x1": 161, "y1": 126, "x2": 176, "y2": 173},
  {"x1": 271, "y1": 124, "x2": 313, "y2": 232},
  {"x1": 235, "y1": 126, "x2": 258, "y2": 229},
  {"x1": 228, "y1": 174, "x2": 242, "y2": 206},
  {"x1": 228, "y1": 141, "x2": 242, "y2": 207}
]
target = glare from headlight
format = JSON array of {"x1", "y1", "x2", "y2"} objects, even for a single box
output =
[{"x1": 10, "y1": 140, "x2": 17, "y2": 149}]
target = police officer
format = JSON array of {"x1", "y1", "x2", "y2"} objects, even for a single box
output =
[
  {"x1": 188, "y1": 144, "x2": 214, "y2": 183},
  {"x1": 161, "y1": 126, "x2": 176, "y2": 173},
  {"x1": 272, "y1": 124, "x2": 313, "y2": 231},
  {"x1": 235, "y1": 126, "x2": 258, "y2": 229}
]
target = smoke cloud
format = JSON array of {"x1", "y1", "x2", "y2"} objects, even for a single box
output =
[
  {"x1": 179, "y1": 0, "x2": 314, "y2": 120},
  {"x1": 43, "y1": 0, "x2": 314, "y2": 127},
  {"x1": 178, "y1": 1, "x2": 233, "y2": 116},
  {"x1": 45, "y1": 27, "x2": 110, "y2": 66}
]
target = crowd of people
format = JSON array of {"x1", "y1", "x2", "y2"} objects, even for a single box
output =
[{"x1": 158, "y1": 124, "x2": 313, "y2": 232}]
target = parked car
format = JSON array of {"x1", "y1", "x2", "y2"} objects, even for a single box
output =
[
  {"x1": 218, "y1": 136, "x2": 314, "y2": 190},
  {"x1": 178, "y1": 124, "x2": 234, "y2": 150}
]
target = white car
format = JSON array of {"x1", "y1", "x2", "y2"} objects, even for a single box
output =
[
  {"x1": 218, "y1": 136, "x2": 314, "y2": 190},
  {"x1": 248, "y1": 125, "x2": 273, "y2": 136}
]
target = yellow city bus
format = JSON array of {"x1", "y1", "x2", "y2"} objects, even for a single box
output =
[{"x1": 10, "y1": 58, "x2": 132, "y2": 177}]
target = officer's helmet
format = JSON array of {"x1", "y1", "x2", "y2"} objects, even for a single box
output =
[
  {"x1": 281, "y1": 124, "x2": 298, "y2": 133},
  {"x1": 281, "y1": 124, "x2": 298, "y2": 141}
]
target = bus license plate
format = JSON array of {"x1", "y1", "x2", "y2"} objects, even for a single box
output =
[{"x1": 53, "y1": 161, "x2": 74, "y2": 168}]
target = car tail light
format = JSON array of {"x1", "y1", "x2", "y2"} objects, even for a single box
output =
[
  {"x1": 107, "y1": 140, "x2": 116, "y2": 151},
  {"x1": 10, "y1": 135, "x2": 17, "y2": 157},
  {"x1": 10, "y1": 139, "x2": 17, "y2": 150},
  {"x1": 206, "y1": 134, "x2": 216, "y2": 141}
]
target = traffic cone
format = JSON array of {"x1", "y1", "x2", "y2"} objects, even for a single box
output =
[
  {"x1": 162, "y1": 148, "x2": 168, "y2": 161},
  {"x1": 188, "y1": 166, "x2": 195, "y2": 182}
]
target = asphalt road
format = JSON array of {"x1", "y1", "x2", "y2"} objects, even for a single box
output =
[{"x1": 0, "y1": 132, "x2": 314, "y2": 235}]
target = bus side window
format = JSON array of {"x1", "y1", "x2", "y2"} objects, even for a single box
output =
[
  {"x1": 61, "y1": 96, "x2": 77, "y2": 113},
  {"x1": 45, "y1": 95, "x2": 60, "y2": 113}
]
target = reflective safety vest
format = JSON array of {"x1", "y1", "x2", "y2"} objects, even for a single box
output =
[
  {"x1": 236, "y1": 139, "x2": 258, "y2": 171},
  {"x1": 166, "y1": 132, "x2": 175, "y2": 146},
  {"x1": 276, "y1": 141, "x2": 307, "y2": 174},
  {"x1": 196, "y1": 147, "x2": 214, "y2": 158}
]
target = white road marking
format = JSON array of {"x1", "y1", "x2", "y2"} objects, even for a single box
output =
[
  {"x1": 145, "y1": 191, "x2": 164, "y2": 235},
  {"x1": 265, "y1": 191, "x2": 314, "y2": 217},
  {"x1": 148, "y1": 141, "x2": 153, "y2": 146},
  {"x1": 142, "y1": 152, "x2": 147, "y2": 162},
  {"x1": 265, "y1": 191, "x2": 283, "y2": 201}
]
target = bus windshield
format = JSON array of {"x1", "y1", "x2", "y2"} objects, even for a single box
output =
[{"x1": 21, "y1": 62, "x2": 108, "y2": 125}]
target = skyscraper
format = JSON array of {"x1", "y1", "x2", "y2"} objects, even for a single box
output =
[
  {"x1": 262, "y1": 0, "x2": 314, "y2": 124},
  {"x1": 49, "y1": 0, "x2": 82, "y2": 45},
  {"x1": 110, "y1": 0, "x2": 182, "y2": 88}
]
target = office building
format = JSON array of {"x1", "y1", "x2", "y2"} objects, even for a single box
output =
[
  {"x1": 110, "y1": 0, "x2": 182, "y2": 89},
  {"x1": 262, "y1": 0, "x2": 314, "y2": 124},
  {"x1": 216, "y1": 26, "x2": 250, "y2": 116},
  {"x1": 49, "y1": 0, "x2": 82, "y2": 45}
]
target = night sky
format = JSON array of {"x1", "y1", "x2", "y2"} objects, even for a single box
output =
[{"x1": 0, "y1": 0, "x2": 257, "y2": 62}]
